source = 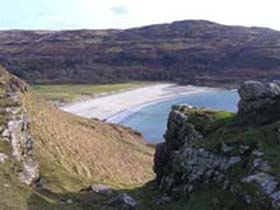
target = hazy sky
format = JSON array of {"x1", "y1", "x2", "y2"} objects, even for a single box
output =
[{"x1": 1, "y1": 0, "x2": 280, "y2": 30}]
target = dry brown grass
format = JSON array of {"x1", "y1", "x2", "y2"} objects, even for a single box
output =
[{"x1": 23, "y1": 92, "x2": 155, "y2": 192}]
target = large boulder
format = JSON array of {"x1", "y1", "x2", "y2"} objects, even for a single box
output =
[
  {"x1": 238, "y1": 81, "x2": 280, "y2": 123},
  {"x1": 239, "y1": 81, "x2": 280, "y2": 100}
]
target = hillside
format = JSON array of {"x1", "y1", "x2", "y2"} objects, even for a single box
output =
[
  {"x1": 1, "y1": 20, "x2": 280, "y2": 87},
  {"x1": 0, "y1": 66, "x2": 154, "y2": 210},
  {"x1": 2, "y1": 63, "x2": 280, "y2": 209}
]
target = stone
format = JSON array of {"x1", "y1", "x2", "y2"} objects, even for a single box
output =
[
  {"x1": 242, "y1": 173, "x2": 278, "y2": 195},
  {"x1": 252, "y1": 150, "x2": 264, "y2": 157},
  {"x1": 106, "y1": 193, "x2": 137, "y2": 210},
  {"x1": 156, "y1": 195, "x2": 172, "y2": 205},
  {"x1": 253, "y1": 159, "x2": 271, "y2": 172},
  {"x1": 222, "y1": 143, "x2": 234, "y2": 153},
  {"x1": 238, "y1": 81, "x2": 280, "y2": 119},
  {"x1": 0, "y1": 153, "x2": 8, "y2": 164},
  {"x1": 225, "y1": 156, "x2": 241, "y2": 170},
  {"x1": 20, "y1": 159, "x2": 40, "y2": 185},
  {"x1": 239, "y1": 145, "x2": 250, "y2": 154},
  {"x1": 66, "y1": 199, "x2": 73, "y2": 204},
  {"x1": 244, "y1": 194, "x2": 253, "y2": 204},
  {"x1": 271, "y1": 191, "x2": 280, "y2": 208},
  {"x1": 239, "y1": 81, "x2": 280, "y2": 101},
  {"x1": 90, "y1": 184, "x2": 114, "y2": 196},
  {"x1": 238, "y1": 81, "x2": 267, "y2": 100},
  {"x1": 2, "y1": 129, "x2": 10, "y2": 140}
]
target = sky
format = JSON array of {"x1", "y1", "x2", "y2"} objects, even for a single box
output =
[{"x1": 0, "y1": 0, "x2": 280, "y2": 30}]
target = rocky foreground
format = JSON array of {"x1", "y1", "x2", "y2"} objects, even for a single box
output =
[
  {"x1": 155, "y1": 80, "x2": 280, "y2": 209},
  {"x1": 1, "y1": 20, "x2": 280, "y2": 86},
  {"x1": 2, "y1": 63, "x2": 280, "y2": 209}
]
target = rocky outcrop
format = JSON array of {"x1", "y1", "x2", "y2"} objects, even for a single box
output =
[
  {"x1": 0, "y1": 68, "x2": 39, "y2": 185},
  {"x1": 154, "y1": 81, "x2": 280, "y2": 209},
  {"x1": 238, "y1": 81, "x2": 280, "y2": 124}
]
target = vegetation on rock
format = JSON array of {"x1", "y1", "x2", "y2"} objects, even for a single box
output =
[{"x1": 154, "y1": 81, "x2": 280, "y2": 209}]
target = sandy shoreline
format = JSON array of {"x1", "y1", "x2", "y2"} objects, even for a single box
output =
[{"x1": 61, "y1": 84, "x2": 215, "y2": 122}]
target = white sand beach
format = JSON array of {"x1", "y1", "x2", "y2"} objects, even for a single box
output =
[{"x1": 61, "y1": 84, "x2": 213, "y2": 123}]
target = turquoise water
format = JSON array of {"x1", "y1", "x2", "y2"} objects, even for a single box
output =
[{"x1": 119, "y1": 90, "x2": 240, "y2": 143}]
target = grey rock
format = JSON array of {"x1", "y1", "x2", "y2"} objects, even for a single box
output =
[
  {"x1": 242, "y1": 173, "x2": 278, "y2": 195},
  {"x1": 0, "y1": 153, "x2": 8, "y2": 164},
  {"x1": 226, "y1": 156, "x2": 241, "y2": 169},
  {"x1": 66, "y1": 199, "x2": 73, "y2": 204},
  {"x1": 252, "y1": 150, "x2": 264, "y2": 157},
  {"x1": 20, "y1": 159, "x2": 40, "y2": 185},
  {"x1": 239, "y1": 145, "x2": 250, "y2": 154},
  {"x1": 253, "y1": 159, "x2": 271, "y2": 172},
  {"x1": 271, "y1": 191, "x2": 280, "y2": 208},
  {"x1": 237, "y1": 81, "x2": 280, "y2": 120},
  {"x1": 156, "y1": 195, "x2": 172, "y2": 205},
  {"x1": 244, "y1": 194, "x2": 253, "y2": 204},
  {"x1": 0, "y1": 95, "x2": 40, "y2": 186},
  {"x1": 106, "y1": 193, "x2": 137, "y2": 210},
  {"x1": 239, "y1": 81, "x2": 267, "y2": 100},
  {"x1": 2, "y1": 129, "x2": 10, "y2": 140},
  {"x1": 222, "y1": 143, "x2": 235, "y2": 153},
  {"x1": 91, "y1": 184, "x2": 114, "y2": 196},
  {"x1": 239, "y1": 81, "x2": 280, "y2": 101}
]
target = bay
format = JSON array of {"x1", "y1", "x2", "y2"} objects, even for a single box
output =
[{"x1": 119, "y1": 90, "x2": 240, "y2": 143}]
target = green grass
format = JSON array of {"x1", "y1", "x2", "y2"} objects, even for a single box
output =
[
  {"x1": 33, "y1": 82, "x2": 155, "y2": 103},
  {"x1": 118, "y1": 182, "x2": 265, "y2": 210},
  {"x1": 184, "y1": 108, "x2": 236, "y2": 136}
]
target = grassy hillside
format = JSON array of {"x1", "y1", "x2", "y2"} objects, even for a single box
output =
[
  {"x1": 24, "y1": 93, "x2": 155, "y2": 191},
  {"x1": 0, "y1": 66, "x2": 155, "y2": 209}
]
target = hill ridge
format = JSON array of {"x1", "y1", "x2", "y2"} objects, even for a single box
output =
[{"x1": 1, "y1": 19, "x2": 280, "y2": 86}]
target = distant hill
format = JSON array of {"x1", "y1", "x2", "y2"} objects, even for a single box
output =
[{"x1": 1, "y1": 20, "x2": 280, "y2": 86}]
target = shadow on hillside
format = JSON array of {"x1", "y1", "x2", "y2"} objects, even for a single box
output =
[
  {"x1": 26, "y1": 181, "x2": 164, "y2": 210},
  {"x1": 27, "y1": 180, "x2": 266, "y2": 210}
]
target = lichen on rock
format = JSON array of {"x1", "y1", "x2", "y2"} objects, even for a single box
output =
[
  {"x1": 0, "y1": 67, "x2": 39, "y2": 186},
  {"x1": 154, "y1": 80, "x2": 280, "y2": 209}
]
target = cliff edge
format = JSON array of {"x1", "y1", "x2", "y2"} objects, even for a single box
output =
[{"x1": 154, "y1": 81, "x2": 280, "y2": 209}]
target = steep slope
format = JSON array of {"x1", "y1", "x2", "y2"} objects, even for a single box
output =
[
  {"x1": 0, "y1": 66, "x2": 154, "y2": 210},
  {"x1": 154, "y1": 81, "x2": 280, "y2": 209},
  {"x1": 1, "y1": 20, "x2": 280, "y2": 86},
  {"x1": 24, "y1": 94, "x2": 154, "y2": 190}
]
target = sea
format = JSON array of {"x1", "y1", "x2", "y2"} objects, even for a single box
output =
[{"x1": 117, "y1": 89, "x2": 240, "y2": 144}]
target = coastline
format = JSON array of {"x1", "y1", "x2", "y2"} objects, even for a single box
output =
[{"x1": 61, "y1": 84, "x2": 217, "y2": 122}]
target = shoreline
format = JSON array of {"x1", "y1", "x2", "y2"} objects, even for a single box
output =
[
  {"x1": 61, "y1": 84, "x2": 217, "y2": 122},
  {"x1": 105, "y1": 88, "x2": 217, "y2": 124}
]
